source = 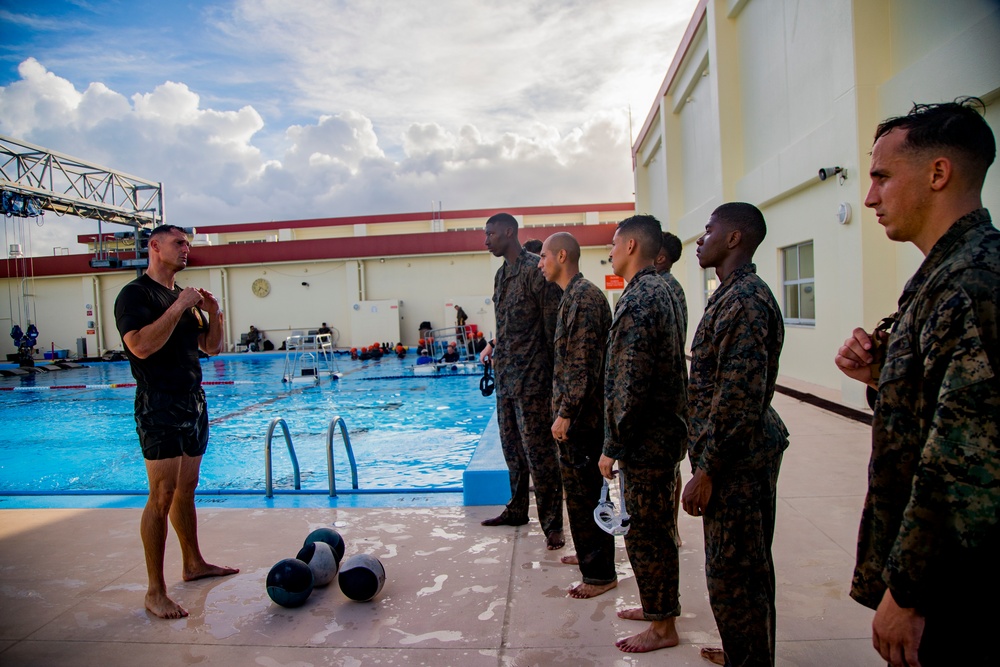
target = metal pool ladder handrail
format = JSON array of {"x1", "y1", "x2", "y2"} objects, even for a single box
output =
[
  {"x1": 327, "y1": 416, "x2": 359, "y2": 496},
  {"x1": 265, "y1": 417, "x2": 301, "y2": 498}
]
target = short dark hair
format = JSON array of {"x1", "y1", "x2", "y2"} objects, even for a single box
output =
[
  {"x1": 149, "y1": 224, "x2": 188, "y2": 240},
  {"x1": 660, "y1": 232, "x2": 682, "y2": 263},
  {"x1": 616, "y1": 214, "x2": 662, "y2": 260},
  {"x1": 523, "y1": 238, "x2": 542, "y2": 254},
  {"x1": 711, "y1": 202, "x2": 767, "y2": 251},
  {"x1": 875, "y1": 97, "x2": 995, "y2": 185},
  {"x1": 486, "y1": 212, "x2": 519, "y2": 231}
]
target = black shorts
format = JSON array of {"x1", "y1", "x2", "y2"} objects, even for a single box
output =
[{"x1": 134, "y1": 387, "x2": 209, "y2": 460}]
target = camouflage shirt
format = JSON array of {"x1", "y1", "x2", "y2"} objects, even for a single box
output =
[
  {"x1": 658, "y1": 270, "x2": 688, "y2": 339},
  {"x1": 603, "y1": 266, "x2": 688, "y2": 467},
  {"x1": 492, "y1": 247, "x2": 562, "y2": 398},
  {"x1": 552, "y1": 273, "x2": 612, "y2": 435},
  {"x1": 852, "y1": 209, "x2": 1000, "y2": 612},
  {"x1": 687, "y1": 263, "x2": 788, "y2": 478}
]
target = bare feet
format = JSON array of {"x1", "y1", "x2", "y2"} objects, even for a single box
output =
[
  {"x1": 145, "y1": 591, "x2": 189, "y2": 619},
  {"x1": 560, "y1": 554, "x2": 578, "y2": 565},
  {"x1": 617, "y1": 607, "x2": 645, "y2": 620},
  {"x1": 183, "y1": 562, "x2": 239, "y2": 582},
  {"x1": 546, "y1": 530, "x2": 565, "y2": 550},
  {"x1": 615, "y1": 619, "x2": 680, "y2": 653},
  {"x1": 568, "y1": 580, "x2": 617, "y2": 599},
  {"x1": 700, "y1": 647, "x2": 726, "y2": 665}
]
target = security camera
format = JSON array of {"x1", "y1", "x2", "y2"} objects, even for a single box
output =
[{"x1": 818, "y1": 166, "x2": 843, "y2": 181}]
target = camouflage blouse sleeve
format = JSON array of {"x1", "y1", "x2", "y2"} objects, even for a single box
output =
[
  {"x1": 883, "y1": 284, "x2": 1000, "y2": 609},
  {"x1": 556, "y1": 298, "x2": 604, "y2": 421},
  {"x1": 695, "y1": 296, "x2": 775, "y2": 477},
  {"x1": 603, "y1": 302, "x2": 658, "y2": 461}
]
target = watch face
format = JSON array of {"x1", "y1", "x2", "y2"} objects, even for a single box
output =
[{"x1": 252, "y1": 278, "x2": 271, "y2": 297}]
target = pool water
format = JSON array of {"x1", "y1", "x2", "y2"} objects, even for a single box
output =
[{"x1": 0, "y1": 354, "x2": 492, "y2": 494}]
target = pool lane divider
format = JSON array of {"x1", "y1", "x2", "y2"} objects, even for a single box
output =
[{"x1": 0, "y1": 380, "x2": 252, "y2": 391}]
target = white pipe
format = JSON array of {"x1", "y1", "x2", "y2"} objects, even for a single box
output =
[
  {"x1": 91, "y1": 276, "x2": 104, "y2": 356},
  {"x1": 219, "y1": 267, "x2": 232, "y2": 351}
]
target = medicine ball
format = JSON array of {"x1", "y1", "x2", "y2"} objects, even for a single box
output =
[
  {"x1": 303, "y1": 527, "x2": 346, "y2": 562},
  {"x1": 266, "y1": 558, "x2": 314, "y2": 608},
  {"x1": 296, "y1": 541, "x2": 340, "y2": 587},
  {"x1": 338, "y1": 553, "x2": 386, "y2": 602}
]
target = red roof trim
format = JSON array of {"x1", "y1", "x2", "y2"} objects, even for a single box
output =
[{"x1": 8, "y1": 224, "x2": 620, "y2": 278}]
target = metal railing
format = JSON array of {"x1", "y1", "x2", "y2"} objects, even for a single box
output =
[
  {"x1": 327, "y1": 415, "x2": 359, "y2": 496},
  {"x1": 264, "y1": 417, "x2": 300, "y2": 498}
]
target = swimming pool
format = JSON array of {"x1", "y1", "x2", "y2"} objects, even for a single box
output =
[{"x1": 0, "y1": 354, "x2": 493, "y2": 499}]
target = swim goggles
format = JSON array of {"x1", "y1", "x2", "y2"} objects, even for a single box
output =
[
  {"x1": 480, "y1": 359, "x2": 495, "y2": 397},
  {"x1": 594, "y1": 469, "x2": 630, "y2": 536}
]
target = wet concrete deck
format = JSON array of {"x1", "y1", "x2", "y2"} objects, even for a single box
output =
[{"x1": 0, "y1": 391, "x2": 886, "y2": 666}]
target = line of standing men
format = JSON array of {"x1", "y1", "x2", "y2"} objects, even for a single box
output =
[{"x1": 479, "y1": 206, "x2": 788, "y2": 661}]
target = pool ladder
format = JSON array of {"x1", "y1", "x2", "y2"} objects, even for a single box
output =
[{"x1": 264, "y1": 415, "x2": 359, "y2": 497}]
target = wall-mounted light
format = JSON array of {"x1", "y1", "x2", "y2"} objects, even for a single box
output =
[
  {"x1": 379, "y1": 258, "x2": 385, "y2": 263},
  {"x1": 301, "y1": 281, "x2": 310, "y2": 287},
  {"x1": 837, "y1": 203, "x2": 852, "y2": 225}
]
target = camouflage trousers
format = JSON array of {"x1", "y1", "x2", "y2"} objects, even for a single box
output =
[
  {"x1": 703, "y1": 455, "x2": 782, "y2": 667},
  {"x1": 620, "y1": 462, "x2": 681, "y2": 620},
  {"x1": 558, "y1": 428, "x2": 616, "y2": 585},
  {"x1": 496, "y1": 393, "x2": 564, "y2": 536}
]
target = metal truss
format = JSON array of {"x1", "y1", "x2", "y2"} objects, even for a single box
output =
[{"x1": 0, "y1": 134, "x2": 163, "y2": 228}]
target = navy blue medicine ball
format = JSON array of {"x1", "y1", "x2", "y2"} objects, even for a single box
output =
[
  {"x1": 266, "y1": 558, "x2": 314, "y2": 608},
  {"x1": 338, "y1": 553, "x2": 386, "y2": 602},
  {"x1": 304, "y1": 527, "x2": 346, "y2": 562}
]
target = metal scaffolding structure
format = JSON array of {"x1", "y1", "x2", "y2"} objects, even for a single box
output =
[{"x1": 0, "y1": 133, "x2": 164, "y2": 229}]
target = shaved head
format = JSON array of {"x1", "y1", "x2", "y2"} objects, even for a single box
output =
[{"x1": 543, "y1": 232, "x2": 580, "y2": 263}]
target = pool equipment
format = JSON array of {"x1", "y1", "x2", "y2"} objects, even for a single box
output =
[
  {"x1": 479, "y1": 359, "x2": 495, "y2": 397},
  {"x1": 303, "y1": 527, "x2": 346, "y2": 562},
  {"x1": 338, "y1": 553, "x2": 386, "y2": 601},
  {"x1": 594, "y1": 469, "x2": 631, "y2": 536},
  {"x1": 266, "y1": 558, "x2": 315, "y2": 607},
  {"x1": 296, "y1": 541, "x2": 339, "y2": 587}
]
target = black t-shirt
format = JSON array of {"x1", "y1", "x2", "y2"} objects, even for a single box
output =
[{"x1": 114, "y1": 274, "x2": 206, "y2": 392}]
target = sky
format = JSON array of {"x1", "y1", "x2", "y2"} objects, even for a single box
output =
[{"x1": 0, "y1": 0, "x2": 699, "y2": 256}]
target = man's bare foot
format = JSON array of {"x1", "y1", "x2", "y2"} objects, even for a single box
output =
[
  {"x1": 617, "y1": 607, "x2": 645, "y2": 620},
  {"x1": 145, "y1": 591, "x2": 189, "y2": 619},
  {"x1": 183, "y1": 563, "x2": 239, "y2": 582},
  {"x1": 546, "y1": 530, "x2": 565, "y2": 550},
  {"x1": 700, "y1": 647, "x2": 726, "y2": 665},
  {"x1": 560, "y1": 554, "x2": 578, "y2": 565},
  {"x1": 615, "y1": 621, "x2": 680, "y2": 653},
  {"x1": 569, "y1": 580, "x2": 617, "y2": 599}
]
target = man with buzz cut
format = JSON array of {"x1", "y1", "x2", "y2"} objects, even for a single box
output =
[
  {"x1": 599, "y1": 214, "x2": 688, "y2": 653},
  {"x1": 115, "y1": 224, "x2": 239, "y2": 620},
  {"x1": 835, "y1": 98, "x2": 998, "y2": 667},
  {"x1": 479, "y1": 212, "x2": 566, "y2": 551},
  {"x1": 537, "y1": 231, "x2": 617, "y2": 599},
  {"x1": 682, "y1": 202, "x2": 787, "y2": 667}
]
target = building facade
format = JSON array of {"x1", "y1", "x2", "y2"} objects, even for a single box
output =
[{"x1": 632, "y1": 0, "x2": 1000, "y2": 407}]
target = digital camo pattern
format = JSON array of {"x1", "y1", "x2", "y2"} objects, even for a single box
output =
[
  {"x1": 603, "y1": 266, "x2": 688, "y2": 467},
  {"x1": 687, "y1": 263, "x2": 788, "y2": 477},
  {"x1": 658, "y1": 269, "x2": 688, "y2": 340},
  {"x1": 492, "y1": 248, "x2": 564, "y2": 534},
  {"x1": 852, "y1": 209, "x2": 1000, "y2": 614},
  {"x1": 552, "y1": 273, "x2": 615, "y2": 584},
  {"x1": 687, "y1": 262, "x2": 787, "y2": 667}
]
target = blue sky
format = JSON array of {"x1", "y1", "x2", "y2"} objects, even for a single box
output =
[{"x1": 1, "y1": 0, "x2": 698, "y2": 254}]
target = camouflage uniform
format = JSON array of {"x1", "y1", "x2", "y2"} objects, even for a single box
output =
[
  {"x1": 604, "y1": 266, "x2": 688, "y2": 619},
  {"x1": 493, "y1": 247, "x2": 564, "y2": 535},
  {"x1": 852, "y1": 209, "x2": 1000, "y2": 664},
  {"x1": 658, "y1": 269, "x2": 688, "y2": 338},
  {"x1": 688, "y1": 262, "x2": 787, "y2": 667},
  {"x1": 552, "y1": 273, "x2": 616, "y2": 585}
]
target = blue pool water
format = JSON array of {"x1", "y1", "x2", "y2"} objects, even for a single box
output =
[{"x1": 0, "y1": 354, "x2": 493, "y2": 497}]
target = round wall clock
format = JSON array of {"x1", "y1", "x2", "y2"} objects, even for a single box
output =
[{"x1": 252, "y1": 278, "x2": 271, "y2": 297}]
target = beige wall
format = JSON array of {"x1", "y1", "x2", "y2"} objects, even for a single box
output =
[{"x1": 634, "y1": 0, "x2": 1000, "y2": 406}]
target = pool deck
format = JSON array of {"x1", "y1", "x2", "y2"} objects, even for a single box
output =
[{"x1": 0, "y1": 388, "x2": 890, "y2": 666}]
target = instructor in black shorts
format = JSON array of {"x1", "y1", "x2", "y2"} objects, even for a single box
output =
[{"x1": 114, "y1": 224, "x2": 238, "y2": 619}]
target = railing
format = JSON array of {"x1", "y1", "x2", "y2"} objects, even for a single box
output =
[
  {"x1": 264, "y1": 417, "x2": 301, "y2": 498},
  {"x1": 327, "y1": 415, "x2": 359, "y2": 496}
]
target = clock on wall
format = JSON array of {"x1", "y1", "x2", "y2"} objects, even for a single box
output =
[{"x1": 251, "y1": 278, "x2": 271, "y2": 297}]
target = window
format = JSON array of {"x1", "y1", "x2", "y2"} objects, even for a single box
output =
[
  {"x1": 782, "y1": 241, "x2": 815, "y2": 324},
  {"x1": 703, "y1": 268, "x2": 718, "y2": 304}
]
